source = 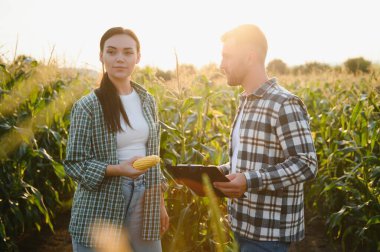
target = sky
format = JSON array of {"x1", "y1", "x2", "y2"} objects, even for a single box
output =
[{"x1": 0, "y1": 0, "x2": 379, "y2": 71}]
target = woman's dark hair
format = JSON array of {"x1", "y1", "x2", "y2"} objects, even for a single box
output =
[{"x1": 95, "y1": 27, "x2": 140, "y2": 133}]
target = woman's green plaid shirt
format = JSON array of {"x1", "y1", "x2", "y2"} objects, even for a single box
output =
[{"x1": 64, "y1": 82, "x2": 163, "y2": 247}]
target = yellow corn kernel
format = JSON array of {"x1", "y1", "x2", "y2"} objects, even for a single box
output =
[{"x1": 133, "y1": 155, "x2": 161, "y2": 170}]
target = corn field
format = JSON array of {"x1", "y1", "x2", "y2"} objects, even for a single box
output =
[{"x1": 0, "y1": 57, "x2": 379, "y2": 251}]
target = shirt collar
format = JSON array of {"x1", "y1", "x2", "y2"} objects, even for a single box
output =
[
  {"x1": 131, "y1": 81, "x2": 148, "y2": 102},
  {"x1": 239, "y1": 78, "x2": 278, "y2": 102}
]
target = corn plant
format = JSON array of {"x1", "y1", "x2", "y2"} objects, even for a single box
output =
[
  {"x1": 292, "y1": 76, "x2": 380, "y2": 251},
  {"x1": 1, "y1": 55, "x2": 379, "y2": 252},
  {"x1": 134, "y1": 66, "x2": 238, "y2": 251},
  {"x1": 0, "y1": 57, "x2": 95, "y2": 250}
]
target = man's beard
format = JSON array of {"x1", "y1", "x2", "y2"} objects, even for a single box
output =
[{"x1": 227, "y1": 71, "x2": 244, "y2": 87}]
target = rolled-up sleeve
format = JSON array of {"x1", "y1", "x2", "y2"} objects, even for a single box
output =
[{"x1": 64, "y1": 102, "x2": 108, "y2": 191}]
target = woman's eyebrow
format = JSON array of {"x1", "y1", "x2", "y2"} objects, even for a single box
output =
[{"x1": 106, "y1": 46, "x2": 134, "y2": 50}]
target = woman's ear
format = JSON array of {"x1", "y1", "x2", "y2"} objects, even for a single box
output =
[
  {"x1": 99, "y1": 51, "x2": 103, "y2": 64},
  {"x1": 136, "y1": 52, "x2": 141, "y2": 64}
]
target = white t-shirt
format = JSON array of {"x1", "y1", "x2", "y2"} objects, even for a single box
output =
[
  {"x1": 231, "y1": 98, "x2": 247, "y2": 174},
  {"x1": 116, "y1": 89, "x2": 149, "y2": 162}
]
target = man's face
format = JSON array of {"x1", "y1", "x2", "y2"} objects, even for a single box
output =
[
  {"x1": 220, "y1": 38, "x2": 250, "y2": 86},
  {"x1": 100, "y1": 34, "x2": 140, "y2": 80}
]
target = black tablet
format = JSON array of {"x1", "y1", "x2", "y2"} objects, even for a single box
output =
[{"x1": 165, "y1": 164, "x2": 230, "y2": 197}]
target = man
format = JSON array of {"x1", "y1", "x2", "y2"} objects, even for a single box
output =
[{"x1": 213, "y1": 24, "x2": 318, "y2": 252}]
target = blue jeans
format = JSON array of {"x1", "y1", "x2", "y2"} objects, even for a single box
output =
[
  {"x1": 235, "y1": 233, "x2": 290, "y2": 252},
  {"x1": 122, "y1": 176, "x2": 162, "y2": 252},
  {"x1": 72, "y1": 175, "x2": 161, "y2": 252}
]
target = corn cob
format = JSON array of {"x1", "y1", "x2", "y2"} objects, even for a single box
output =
[{"x1": 133, "y1": 155, "x2": 161, "y2": 170}]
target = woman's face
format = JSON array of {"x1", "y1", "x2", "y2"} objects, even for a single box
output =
[{"x1": 100, "y1": 34, "x2": 140, "y2": 81}]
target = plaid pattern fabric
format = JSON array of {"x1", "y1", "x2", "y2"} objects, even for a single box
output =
[
  {"x1": 64, "y1": 82, "x2": 162, "y2": 247},
  {"x1": 220, "y1": 78, "x2": 317, "y2": 242}
]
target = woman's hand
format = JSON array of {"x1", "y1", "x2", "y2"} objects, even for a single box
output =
[
  {"x1": 105, "y1": 156, "x2": 147, "y2": 178},
  {"x1": 119, "y1": 156, "x2": 148, "y2": 178},
  {"x1": 160, "y1": 194, "x2": 169, "y2": 235}
]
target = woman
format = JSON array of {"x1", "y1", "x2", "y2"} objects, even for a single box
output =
[{"x1": 64, "y1": 27, "x2": 169, "y2": 252}]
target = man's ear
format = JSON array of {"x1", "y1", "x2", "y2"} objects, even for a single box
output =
[{"x1": 247, "y1": 50, "x2": 257, "y2": 65}]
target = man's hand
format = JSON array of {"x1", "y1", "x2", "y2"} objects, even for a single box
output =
[{"x1": 213, "y1": 173, "x2": 247, "y2": 198}]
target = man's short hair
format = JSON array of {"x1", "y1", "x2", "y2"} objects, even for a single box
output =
[{"x1": 221, "y1": 24, "x2": 268, "y2": 62}]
